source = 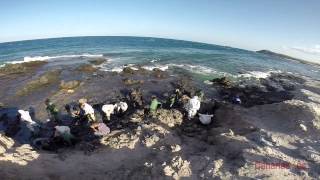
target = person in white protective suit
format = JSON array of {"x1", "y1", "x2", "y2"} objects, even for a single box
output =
[
  {"x1": 79, "y1": 99, "x2": 96, "y2": 123},
  {"x1": 102, "y1": 101, "x2": 128, "y2": 120},
  {"x1": 115, "y1": 101, "x2": 128, "y2": 114},
  {"x1": 184, "y1": 96, "x2": 201, "y2": 120},
  {"x1": 102, "y1": 104, "x2": 116, "y2": 121},
  {"x1": 18, "y1": 110, "x2": 39, "y2": 132}
]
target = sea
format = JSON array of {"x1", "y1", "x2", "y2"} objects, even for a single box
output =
[{"x1": 0, "y1": 36, "x2": 319, "y2": 81}]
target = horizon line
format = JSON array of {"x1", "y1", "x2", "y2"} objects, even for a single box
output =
[{"x1": 0, "y1": 35, "x2": 317, "y2": 65}]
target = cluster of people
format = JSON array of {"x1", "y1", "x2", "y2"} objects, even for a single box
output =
[
  {"x1": 1, "y1": 87, "x2": 214, "y2": 150},
  {"x1": 148, "y1": 88, "x2": 205, "y2": 120}
]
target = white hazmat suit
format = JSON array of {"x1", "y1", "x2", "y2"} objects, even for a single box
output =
[
  {"x1": 18, "y1": 110, "x2": 38, "y2": 131},
  {"x1": 102, "y1": 104, "x2": 116, "y2": 120},
  {"x1": 81, "y1": 103, "x2": 95, "y2": 121},
  {"x1": 185, "y1": 96, "x2": 201, "y2": 119}
]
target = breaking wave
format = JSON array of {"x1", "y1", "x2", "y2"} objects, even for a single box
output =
[
  {"x1": 94, "y1": 59, "x2": 283, "y2": 81},
  {"x1": 236, "y1": 70, "x2": 282, "y2": 79},
  {"x1": 141, "y1": 65, "x2": 169, "y2": 71},
  {"x1": 9, "y1": 54, "x2": 104, "y2": 64},
  {"x1": 167, "y1": 63, "x2": 231, "y2": 76}
]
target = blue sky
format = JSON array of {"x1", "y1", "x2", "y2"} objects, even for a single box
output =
[{"x1": 0, "y1": 0, "x2": 319, "y2": 62}]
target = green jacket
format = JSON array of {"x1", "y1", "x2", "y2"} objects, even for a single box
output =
[{"x1": 150, "y1": 99, "x2": 161, "y2": 112}]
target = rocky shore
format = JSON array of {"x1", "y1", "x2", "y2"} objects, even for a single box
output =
[{"x1": 0, "y1": 60, "x2": 320, "y2": 179}]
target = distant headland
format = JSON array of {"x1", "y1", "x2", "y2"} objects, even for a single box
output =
[{"x1": 256, "y1": 50, "x2": 319, "y2": 66}]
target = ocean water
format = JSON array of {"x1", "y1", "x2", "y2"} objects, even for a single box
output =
[{"x1": 0, "y1": 36, "x2": 319, "y2": 80}]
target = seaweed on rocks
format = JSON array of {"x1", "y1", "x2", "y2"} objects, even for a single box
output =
[
  {"x1": 152, "y1": 68, "x2": 168, "y2": 79},
  {"x1": 122, "y1": 67, "x2": 137, "y2": 75},
  {"x1": 89, "y1": 58, "x2": 108, "y2": 65},
  {"x1": 0, "y1": 61, "x2": 48, "y2": 75},
  {"x1": 76, "y1": 64, "x2": 98, "y2": 73},
  {"x1": 16, "y1": 70, "x2": 61, "y2": 96}
]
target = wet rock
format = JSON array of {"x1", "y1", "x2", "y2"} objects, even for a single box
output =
[
  {"x1": 261, "y1": 79, "x2": 285, "y2": 92},
  {"x1": 152, "y1": 68, "x2": 167, "y2": 78},
  {"x1": 270, "y1": 73, "x2": 306, "y2": 84},
  {"x1": 89, "y1": 58, "x2": 107, "y2": 65},
  {"x1": 60, "y1": 80, "x2": 81, "y2": 90},
  {"x1": 279, "y1": 79, "x2": 296, "y2": 91},
  {"x1": 211, "y1": 77, "x2": 232, "y2": 87},
  {"x1": 76, "y1": 64, "x2": 97, "y2": 73},
  {"x1": 122, "y1": 67, "x2": 136, "y2": 75},
  {"x1": 17, "y1": 70, "x2": 61, "y2": 96}
]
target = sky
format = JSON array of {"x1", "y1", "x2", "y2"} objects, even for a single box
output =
[{"x1": 0, "y1": 0, "x2": 319, "y2": 63}]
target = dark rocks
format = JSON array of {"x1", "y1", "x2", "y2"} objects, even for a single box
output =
[
  {"x1": 123, "y1": 78, "x2": 144, "y2": 86},
  {"x1": 214, "y1": 73, "x2": 300, "y2": 107},
  {"x1": 152, "y1": 68, "x2": 168, "y2": 78},
  {"x1": 89, "y1": 58, "x2": 107, "y2": 65},
  {"x1": 122, "y1": 67, "x2": 137, "y2": 75},
  {"x1": 199, "y1": 100, "x2": 219, "y2": 114},
  {"x1": 127, "y1": 88, "x2": 144, "y2": 108},
  {"x1": 211, "y1": 77, "x2": 232, "y2": 88},
  {"x1": 76, "y1": 64, "x2": 97, "y2": 73},
  {"x1": 172, "y1": 77, "x2": 197, "y2": 97}
]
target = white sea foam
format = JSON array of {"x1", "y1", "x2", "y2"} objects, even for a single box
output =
[
  {"x1": 111, "y1": 67, "x2": 124, "y2": 73},
  {"x1": 150, "y1": 59, "x2": 159, "y2": 63},
  {"x1": 9, "y1": 54, "x2": 104, "y2": 64},
  {"x1": 203, "y1": 80, "x2": 214, "y2": 85},
  {"x1": 142, "y1": 65, "x2": 169, "y2": 71},
  {"x1": 236, "y1": 70, "x2": 281, "y2": 79},
  {"x1": 100, "y1": 61, "x2": 282, "y2": 81},
  {"x1": 108, "y1": 64, "x2": 139, "y2": 72},
  {"x1": 166, "y1": 63, "x2": 231, "y2": 76}
]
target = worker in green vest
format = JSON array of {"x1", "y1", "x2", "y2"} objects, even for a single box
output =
[
  {"x1": 150, "y1": 96, "x2": 162, "y2": 113},
  {"x1": 45, "y1": 99, "x2": 61, "y2": 124}
]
